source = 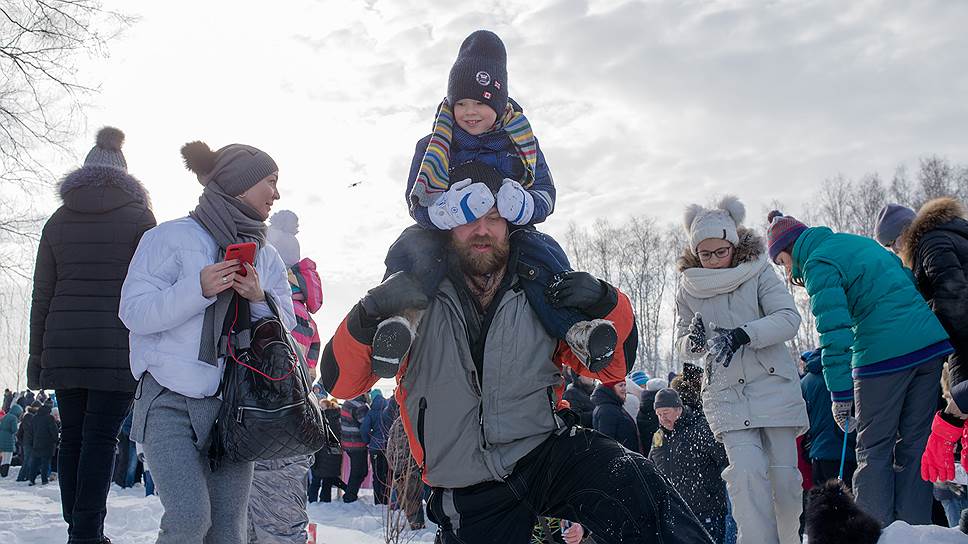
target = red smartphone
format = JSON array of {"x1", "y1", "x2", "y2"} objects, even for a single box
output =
[{"x1": 224, "y1": 242, "x2": 257, "y2": 277}]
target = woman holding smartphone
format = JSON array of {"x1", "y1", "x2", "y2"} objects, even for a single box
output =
[{"x1": 119, "y1": 141, "x2": 295, "y2": 544}]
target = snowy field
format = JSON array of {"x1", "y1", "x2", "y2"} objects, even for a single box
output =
[{"x1": 0, "y1": 466, "x2": 437, "y2": 544}]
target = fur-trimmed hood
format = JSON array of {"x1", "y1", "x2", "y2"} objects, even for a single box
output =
[
  {"x1": 677, "y1": 227, "x2": 764, "y2": 272},
  {"x1": 58, "y1": 165, "x2": 151, "y2": 213},
  {"x1": 898, "y1": 197, "x2": 968, "y2": 267}
]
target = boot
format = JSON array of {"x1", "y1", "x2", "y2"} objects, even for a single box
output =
[
  {"x1": 0, "y1": 463, "x2": 9, "y2": 477},
  {"x1": 371, "y1": 316, "x2": 416, "y2": 378},
  {"x1": 565, "y1": 320, "x2": 618, "y2": 372}
]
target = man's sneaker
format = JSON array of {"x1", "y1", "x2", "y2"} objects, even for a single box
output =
[
  {"x1": 565, "y1": 319, "x2": 618, "y2": 372},
  {"x1": 371, "y1": 316, "x2": 415, "y2": 378}
]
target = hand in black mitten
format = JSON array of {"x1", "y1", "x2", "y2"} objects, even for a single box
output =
[
  {"x1": 687, "y1": 313, "x2": 707, "y2": 354},
  {"x1": 546, "y1": 271, "x2": 606, "y2": 310},
  {"x1": 360, "y1": 272, "x2": 429, "y2": 320},
  {"x1": 708, "y1": 325, "x2": 750, "y2": 368}
]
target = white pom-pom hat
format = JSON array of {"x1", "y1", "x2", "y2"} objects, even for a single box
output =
[{"x1": 683, "y1": 195, "x2": 746, "y2": 250}]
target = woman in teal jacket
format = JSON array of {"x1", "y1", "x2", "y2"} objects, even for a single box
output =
[
  {"x1": 766, "y1": 211, "x2": 951, "y2": 528},
  {"x1": 0, "y1": 404, "x2": 23, "y2": 477}
]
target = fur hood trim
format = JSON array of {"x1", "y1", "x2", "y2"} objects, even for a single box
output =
[
  {"x1": 898, "y1": 197, "x2": 967, "y2": 267},
  {"x1": 677, "y1": 227, "x2": 764, "y2": 272},
  {"x1": 58, "y1": 165, "x2": 150, "y2": 207}
]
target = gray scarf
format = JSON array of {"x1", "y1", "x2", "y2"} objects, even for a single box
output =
[{"x1": 190, "y1": 185, "x2": 267, "y2": 365}]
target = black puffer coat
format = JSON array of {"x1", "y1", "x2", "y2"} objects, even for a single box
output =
[
  {"x1": 591, "y1": 384, "x2": 640, "y2": 453},
  {"x1": 637, "y1": 388, "x2": 660, "y2": 457},
  {"x1": 29, "y1": 405, "x2": 60, "y2": 458},
  {"x1": 562, "y1": 378, "x2": 595, "y2": 429},
  {"x1": 898, "y1": 197, "x2": 968, "y2": 410},
  {"x1": 28, "y1": 165, "x2": 155, "y2": 392},
  {"x1": 649, "y1": 407, "x2": 729, "y2": 543},
  {"x1": 312, "y1": 407, "x2": 343, "y2": 479}
]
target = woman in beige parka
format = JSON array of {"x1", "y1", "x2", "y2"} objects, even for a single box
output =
[{"x1": 674, "y1": 196, "x2": 808, "y2": 544}]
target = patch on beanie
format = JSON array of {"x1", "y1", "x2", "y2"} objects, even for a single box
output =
[{"x1": 476, "y1": 71, "x2": 491, "y2": 85}]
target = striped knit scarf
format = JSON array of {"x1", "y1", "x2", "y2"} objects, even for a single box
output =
[{"x1": 409, "y1": 99, "x2": 538, "y2": 207}]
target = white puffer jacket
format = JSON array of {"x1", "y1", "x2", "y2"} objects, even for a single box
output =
[
  {"x1": 120, "y1": 217, "x2": 295, "y2": 398},
  {"x1": 674, "y1": 228, "x2": 808, "y2": 439}
]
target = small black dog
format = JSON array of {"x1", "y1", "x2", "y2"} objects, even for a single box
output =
[{"x1": 805, "y1": 480, "x2": 882, "y2": 544}]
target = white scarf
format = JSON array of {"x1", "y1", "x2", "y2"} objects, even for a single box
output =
[{"x1": 680, "y1": 256, "x2": 768, "y2": 299}]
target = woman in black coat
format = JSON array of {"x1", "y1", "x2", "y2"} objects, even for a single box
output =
[
  {"x1": 27, "y1": 128, "x2": 155, "y2": 543},
  {"x1": 591, "y1": 381, "x2": 641, "y2": 453},
  {"x1": 309, "y1": 400, "x2": 347, "y2": 502}
]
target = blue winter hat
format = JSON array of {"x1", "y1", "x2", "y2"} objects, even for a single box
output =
[
  {"x1": 628, "y1": 370, "x2": 649, "y2": 387},
  {"x1": 874, "y1": 204, "x2": 916, "y2": 247}
]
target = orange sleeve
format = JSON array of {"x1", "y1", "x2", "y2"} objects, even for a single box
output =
[
  {"x1": 556, "y1": 288, "x2": 636, "y2": 384},
  {"x1": 320, "y1": 313, "x2": 380, "y2": 400}
]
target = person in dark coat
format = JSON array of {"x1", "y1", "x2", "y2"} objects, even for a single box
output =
[
  {"x1": 29, "y1": 401, "x2": 60, "y2": 485},
  {"x1": 649, "y1": 388, "x2": 729, "y2": 543},
  {"x1": 592, "y1": 381, "x2": 640, "y2": 453},
  {"x1": 671, "y1": 362, "x2": 704, "y2": 413},
  {"x1": 309, "y1": 399, "x2": 347, "y2": 503},
  {"x1": 562, "y1": 368, "x2": 596, "y2": 428},
  {"x1": 2, "y1": 389, "x2": 12, "y2": 413},
  {"x1": 17, "y1": 401, "x2": 40, "y2": 482},
  {"x1": 361, "y1": 389, "x2": 391, "y2": 505},
  {"x1": 27, "y1": 127, "x2": 155, "y2": 541},
  {"x1": 799, "y1": 349, "x2": 856, "y2": 487},
  {"x1": 637, "y1": 378, "x2": 667, "y2": 457},
  {"x1": 877, "y1": 198, "x2": 968, "y2": 483}
]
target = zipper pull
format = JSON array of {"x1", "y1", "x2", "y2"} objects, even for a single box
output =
[{"x1": 236, "y1": 406, "x2": 244, "y2": 423}]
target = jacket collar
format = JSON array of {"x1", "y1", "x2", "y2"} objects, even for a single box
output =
[
  {"x1": 898, "y1": 197, "x2": 968, "y2": 267},
  {"x1": 791, "y1": 226, "x2": 834, "y2": 282}
]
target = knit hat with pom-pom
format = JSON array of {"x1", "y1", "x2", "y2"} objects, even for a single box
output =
[
  {"x1": 84, "y1": 127, "x2": 128, "y2": 172},
  {"x1": 180, "y1": 141, "x2": 277, "y2": 197},
  {"x1": 683, "y1": 195, "x2": 746, "y2": 250},
  {"x1": 766, "y1": 210, "x2": 808, "y2": 263}
]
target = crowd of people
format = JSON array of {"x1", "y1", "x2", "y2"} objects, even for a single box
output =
[{"x1": 5, "y1": 26, "x2": 968, "y2": 544}]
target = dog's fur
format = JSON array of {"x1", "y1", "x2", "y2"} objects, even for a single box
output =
[{"x1": 805, "y1": 480, "x2": 882, "y2": 544}]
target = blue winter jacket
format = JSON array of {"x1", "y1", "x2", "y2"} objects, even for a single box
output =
[
  {"x1": 799, "y1": 350, "x2": 856, "y2": 462},
  {"x1": 0, "y1": 404, "x2": 23, "y2": 452},
  {"x1": 361, "y1": 394, "x2": 389, "y2": 452},
  {"x1": 406, "y1": 120, "x2": 555, "y2": 230}
]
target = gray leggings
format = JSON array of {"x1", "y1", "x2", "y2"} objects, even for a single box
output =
[{"x1": 136, "y1": 376, "x2": 254, "y2": 544}]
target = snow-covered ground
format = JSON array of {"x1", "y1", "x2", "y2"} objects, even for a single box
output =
[{"x1": 0, "y1": 466, "x2": 437, "y2": 543}]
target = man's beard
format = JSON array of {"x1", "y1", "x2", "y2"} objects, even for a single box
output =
[{"x1": 452, "y1": 233, "x2": 510, "y2": 276}]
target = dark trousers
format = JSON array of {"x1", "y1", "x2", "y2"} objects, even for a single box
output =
[
  {"x1": 56, "y1": 388, "x2": 134, "y2": 543},
  {"x1": 853, "y1": 357, "x2": 941, "y2": 527},
  {"x1": 309, "y1": 476, "x2": 346, "y2": 502},
  {"x1": 16, "y1": 446, "x2": 33, "y2": 481},
  {"x1": 344, "y1": 449, "x2": 369, "y2": 501},
  {"x1": 370, "y1": 450, "x2": 391, "y2": 505},
  {"x1": 384, "y1": 226, "x2": 587, "y2": 341},
  {"x1": 428, "y1": 427, "x2": 713, "y2": 544},
  {"x1": 28, "y1": 455, "x2": 52, "y2": 484},
  {"x1": 811, "y1": 458, "x2": 856, "y2": 489}
]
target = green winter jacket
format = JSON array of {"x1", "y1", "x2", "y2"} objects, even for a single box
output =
[
  {"x1": 792, "y1": 227, "x2": 950, "y2": 398},
  {"x1": 0, "y1": 404, "x2": 23, "y2": 452}
]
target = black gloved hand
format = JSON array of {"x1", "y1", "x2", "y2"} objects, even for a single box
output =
[
  {"x1": 708, "y1": 325, "x2": 750, "y2": 368},
  {"x1": 360, "y1": 272, "x2": 429, "y2": 320},
  {"x1": 546, "y1": 271, "x2": 606, "y2": 310},
  {"x1": 687, "y1": 313, "x2": 707, "y2": 354}
]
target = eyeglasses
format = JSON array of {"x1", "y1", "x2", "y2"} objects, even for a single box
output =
[{"x1": 697, "y1": 247, "x2": 732, "y2": 261}]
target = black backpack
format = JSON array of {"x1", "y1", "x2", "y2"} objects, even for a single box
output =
[{"x1": 209, "y1": 296, "x2": 340, "y2": 468}]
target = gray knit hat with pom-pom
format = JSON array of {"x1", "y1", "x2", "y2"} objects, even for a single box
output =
[{"x1": 83, "y1": 127, "x2": 128, "y2": 172}]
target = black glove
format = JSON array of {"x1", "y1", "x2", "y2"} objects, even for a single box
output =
[
  {"x1": 360, "y1": 272, "x2": 429, "y2": 320},
  {"x1": 687, "y1": 313, "x2": 707, "y2": 354},
  {"x1": 708, "y1": 325, "x2": 750, "y2": 368},
  {"x1": 546, "y1": 271, "x2": 606, "y2": 310}
]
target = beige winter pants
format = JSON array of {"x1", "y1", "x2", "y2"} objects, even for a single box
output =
[{"x1": 720, "y1": 427, "x2": 802, "y2": 544}]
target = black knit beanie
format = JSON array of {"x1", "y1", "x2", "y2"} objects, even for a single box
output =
[
  {"x1": 447, "y1": 30, "x2": 508, "y2": 116},
  {"x1": 653, "y1": 388, "x2": 683, "y2": 410},
  {"x1": 449, "y1": 160, "x2": 504, "y2": 194}
]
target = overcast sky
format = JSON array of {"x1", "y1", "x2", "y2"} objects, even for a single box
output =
[{"x1": 45, "y1": 0, "x2": 968, "y2": 343}]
